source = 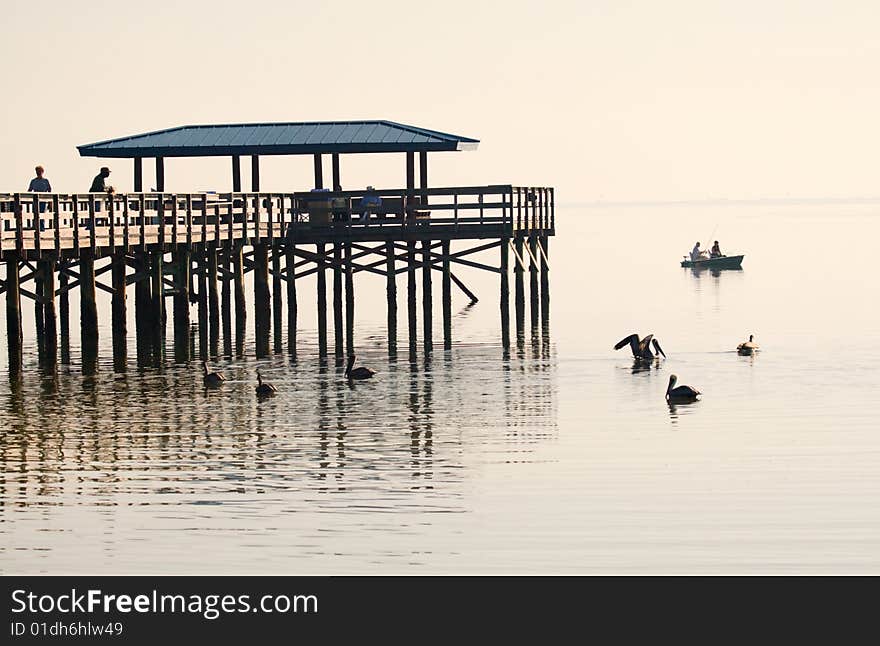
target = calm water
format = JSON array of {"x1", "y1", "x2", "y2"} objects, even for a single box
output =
[{"x1": 2, "y1": 203, "x2": 879, "y2": 574}]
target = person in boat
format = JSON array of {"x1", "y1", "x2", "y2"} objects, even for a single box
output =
[
  {"x1": 710, "y1": 240, "x2": 722, "y2": 258},
  {"x1": 690, "y1": 242, "x2": 708, "y2": 261}
]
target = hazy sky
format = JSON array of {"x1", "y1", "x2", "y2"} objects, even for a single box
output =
[{"x1": 2, "y1": 0, "x2": 878, "y2": 200}]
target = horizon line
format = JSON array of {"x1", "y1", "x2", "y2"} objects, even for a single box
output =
[{"x1": 562, "y1": 196, "x2": 880, "y2": 207}]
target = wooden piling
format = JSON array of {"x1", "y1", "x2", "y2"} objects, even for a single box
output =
[
  {"x1": 422, "y1": 239, "x2": 433, "y2": 354},
  {"x1": 407, "y1": 240, "x2": 417, "y2": 350},
  {"x1": 207, "y1": 248, "x2": 220, "y2": 351},
  {"x1": 540, "y1": 235, "x2": 550, "y2": 330},
  {"x1": 34, "y1": 262, "x2": 45, "y2": 362},
  {"x1": 42, "y1": 259, "x2": 57, "y2": 366},
  {"x1": 316, "y1": 242, "x2": 327, "y2": 357},
  {"x1": 514, "y1": 236, "x2": 525, "y2": 339},
  {"x1": 386, "y1": 240, "x2": 397, "y2": 353},
  {"x1": 333, "y1": 243, "x2": 343, "y2": 356},
  {"x1": 253, "y1": 243, "x2": 270, "y2": 358},
  {"x1": 173, "y1": 250, "x2": 191, "y2": 359},
  {"x1": 232, "y1": 243, "x2": 246, "y2": 327},
  {"x1": 133, "y1": 252, "x2": 151, "y2": 362},
  {"x1": 286, "y1": 244, "x2": 297, "y2": 356},
  {"x1": 111, "y1": 253, "x2": 127, "y2": 369},
  {"x1": 529, "y1": 234, "x2": 539, "y2": 331},
  {"x1": 272, "y1": 245, "x2": 282, "y2": 354},
  {"x1": 59, "y1": 265, "x2": 70, "y2": 364},
  {"x1": 150, "y1": 251, "x2": 165, "y2": 335},
  {"x1": 442, "y1": 240, "x2": 451, "y2": 349},
  {"x1": 6, "y1": 257, "x2": 22, "y2": 373},
  {"x1": 221, "y1": 249, "x2": 232, "y2": 356},
  {"x1": 197, "y1": 251, "x2": 209, "y2": 358},
  {"x1": 80, "y1": 251, "x2": 99, "y2": 374},
  {"x1": 500, "y1": 238, "x2": 510, "y2": 349},
  {"x1": 344, "y1": 242, "x2": 354, "y2": 357}
]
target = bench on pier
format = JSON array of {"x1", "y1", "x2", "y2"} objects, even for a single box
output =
[{"x1": 295, "y1": 195, "x2": 431, "y2": 225}]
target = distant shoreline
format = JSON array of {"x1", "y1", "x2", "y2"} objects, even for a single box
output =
[{"x1": 563, "y1": 197, "x2": 880, "y2": 208}]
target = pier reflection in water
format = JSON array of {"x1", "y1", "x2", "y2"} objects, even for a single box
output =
[{"x1": 0, "y1": 330, "x2": 557, "y2": 573}]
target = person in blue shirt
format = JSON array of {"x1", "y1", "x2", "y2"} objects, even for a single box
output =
[
  {"x1": 28, "y1": 165, "x2": 51, "y2": 192},
  {"x1": 359, "y1": 186, "x2": 382, "y2": 220}
]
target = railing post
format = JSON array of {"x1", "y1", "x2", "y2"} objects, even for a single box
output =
[
  {"x1": 185, "y1": 194, "x2": 193, "y2": 249},
  {"x1": 253, "y1": 193, "x2": 261, "y2": 245},
  {"x1": 172, "y1": 193, "x2": 179, "y2": 245},
  {"x1": 123, "y1": 194, "x2": 130, "y2": 252},
  {"x1": 550, "y1": 187, "x2": 555, "y2": 230},
  {"x1": 88, "y1": 194, "x2": 96, "y2": 250},
  {"x1": 227, "y1": 196, "x2": 234, "y2": 247},
  {"x1": 108, "y1": 193, "x2": 116, "y2": 254},
  {"x1": 53, "y1": 194, "x2": 61, "y2": 254},
  {"x1": 14, "y1": 194, "x2": 23, "y2": 255},
  {"x1": 267, "y1": 194, "x2": 274, "y2": 243},
  {"x1": 32, "y1": 194, "x2": 41, "y2": 255},
  {"x1": 201, "y1": 193, "x2": 208, "y2": 245},
  {"x1": 72, "y1": 195, "x2": 80, "y2": 254},
  {"x1": 157, "y1": 194, "x2": 165, "y2": 247},
  {"x1": 139, "y1": 193, "x2": 146, "y2": 251}
]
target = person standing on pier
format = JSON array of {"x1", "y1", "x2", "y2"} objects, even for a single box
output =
[
  {"x1": 28, "y1": 165, "x2": 51, "y2": 192},
  {"x1": 89, "y1": 166, "x2": 114, "y2": 193}
]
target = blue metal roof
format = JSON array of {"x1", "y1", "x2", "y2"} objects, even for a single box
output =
[{"x1": 78, "y1": 121, "x2": 479, "y2": 158}]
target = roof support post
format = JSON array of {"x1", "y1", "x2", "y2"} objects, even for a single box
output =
[
  {"x1": 405, "y1": 152, "x2": 415, "y2": 193},
  {"x1": 232, "y1": 155, "x2": 241, "y2": 192},
  {"x1": 134, "y1": 157, "x2": 143, "y2": 192},
  {"x1": 251, "y1": 155, "x2": 260, "y2": 191},
  {"x1": 155, "y1": 157, "x2": 165, "y2": 191},
  {"x1": 406, "y1": 152, "x2": 415, "y2": 221},
  {"x1": 313, "y1": 154, "x2": 324, "y2": 189},
  {"x1": 419, "y1": 151, "x2": 428, "y2": 206},
  {"x1": 331, "y1": 153, "x2": 341, "y2": 190}
]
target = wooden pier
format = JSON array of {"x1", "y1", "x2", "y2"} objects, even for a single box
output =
[
  {"x1": 0, "y1": 120, "x2": 554, "y2": 374},
  {"x1": 1, "y1": 185, "x2": 553, "y2": 373}
]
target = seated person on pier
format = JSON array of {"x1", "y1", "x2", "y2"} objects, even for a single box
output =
[
  {"x1": 87, "y1": 166, "x2": 114, "y2": 219},
  {"x1": 710, "y1": 240, "x2": 723, "y2": 258},
  {"x1": 358, "y1": 186, "x2": 382, "y2": 220},
  {"x1": 89, "y1": 166, "x2": 114, "y2": 193}
]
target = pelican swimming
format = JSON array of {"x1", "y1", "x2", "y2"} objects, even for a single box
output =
[
  {"x1": 345, "y1": 355, "x2": 375, "y2": 381},
  {"x1": 614, "y1": 333, "x2": 666, "y2": 362},
  {"x1": 255, "y1": 370, "x2": 277, "y2": 396},
  {"x1": 202, "y1": 360, "x2": 225, "y2": 387},
  {"x1": 666, "y1": 374, "x2": 700, "y2": 402},
  {"x1": 737, "y1": 334, "x2": 759, "y2": 355}
]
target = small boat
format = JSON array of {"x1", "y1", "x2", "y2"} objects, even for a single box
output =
[{"x1": 680, "y1": 254, "x2": 744, "y2": 269}]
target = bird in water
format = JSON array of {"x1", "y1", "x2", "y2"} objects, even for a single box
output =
[
  {"x1": 202, "y1": 361, "x2": 225, "y2": 387},
  {"x1": 737, "y1": 334, "x2": 760, "y2": 356},
  {"x1": 614, "y1": 333, "x2": 666, "y2": 362},
  {"x1": 255, "y1": 369, "x2": 277, "y2": 396},
  {"x1": 345, "y1": 354, "x2": 375, "y2": 381},
  {"x1": 666, "y1": 374, "x2": 700, "y2": 402}
]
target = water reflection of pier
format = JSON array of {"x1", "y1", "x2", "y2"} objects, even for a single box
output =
[{"x1": 0, "y1": 346, "x2": 557, "y2": 512}]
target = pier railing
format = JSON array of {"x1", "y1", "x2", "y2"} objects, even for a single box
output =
[{"x1": 0, "y1": 185, "x2": 553, "y2": 255}]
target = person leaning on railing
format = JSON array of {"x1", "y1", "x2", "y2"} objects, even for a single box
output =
[
  {"x1": 89, "y1": 166, "x2": 114, "y2": 194},
  {"x1": 28, "y1": 165, "x2": 51, "y2": 193},
  {"x1": 28, "y1": 164, "x2": 52, "y2": 223}
]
